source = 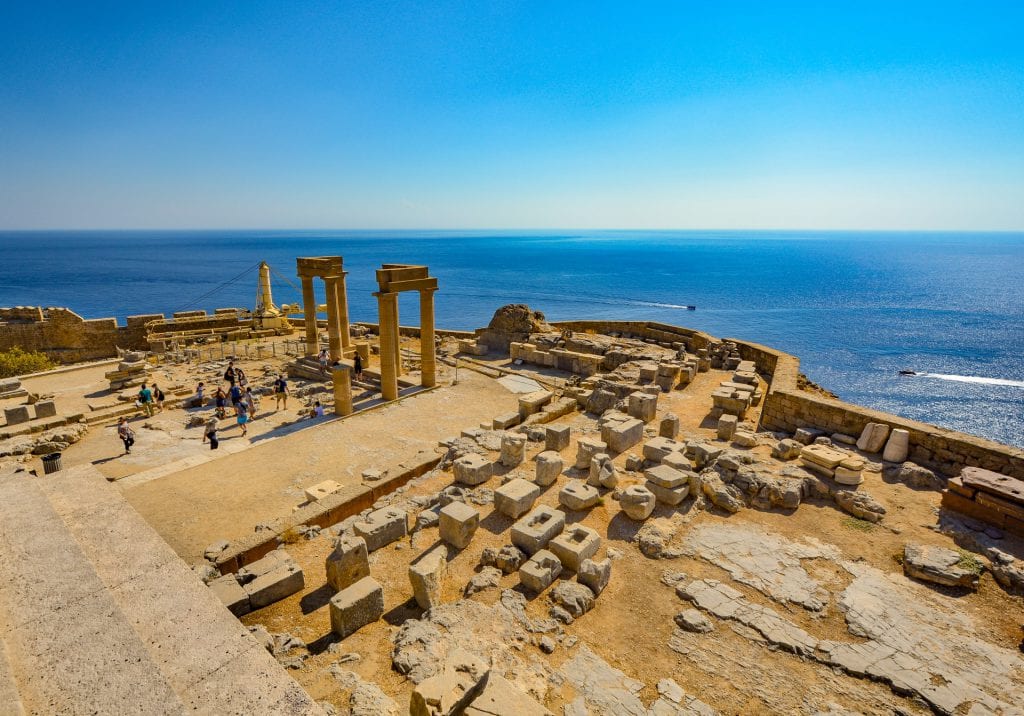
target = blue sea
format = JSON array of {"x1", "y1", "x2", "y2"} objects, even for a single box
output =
[{"x1": 1, "y1": 230, "x2": 1022, "y2": 448}]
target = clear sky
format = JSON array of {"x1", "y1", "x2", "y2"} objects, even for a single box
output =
[{"x1": 1, "y1": 1, "x2": 1022, "y2": 230}]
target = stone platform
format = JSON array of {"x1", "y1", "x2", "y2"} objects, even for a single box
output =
[{"x1": 0, "y1": 464, "x2": 324, "y2": 715}]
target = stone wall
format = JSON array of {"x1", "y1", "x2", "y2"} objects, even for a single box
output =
[
  {"x1": 724, "y1": 337, "x2": 1024, "y2": 480},
  {"x1": 0, "y1": 307, "x2": 160, "y2": 363}
]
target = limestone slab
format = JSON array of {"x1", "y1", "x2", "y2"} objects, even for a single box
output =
[{"x1": 329, "y1": 577, "x2": 384, "y2": 638}]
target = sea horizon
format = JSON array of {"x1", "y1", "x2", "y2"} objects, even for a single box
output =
[{"x1": 1, "y1": 229, "x2": 1022, "y2": 448}]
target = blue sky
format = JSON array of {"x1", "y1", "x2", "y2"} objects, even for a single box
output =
[{"x1": 1, "y1": 1, "x2": 1022, "y2": 229}]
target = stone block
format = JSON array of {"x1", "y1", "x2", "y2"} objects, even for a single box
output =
[
  {"x1": 577, "y1": 558, "x2": 611, "y2": 596},
  {"x1": 4, "y1": 406, "x2": 31, "y2": 425},
  {"x1": 534, "y1": 451, "x2": 563, "y2": 486},
  {"x1": 771, "y1": 439, "x2": 802, "y2": 461},
  {"x1": 464, "y1": 672, "x2": 552, "y2": 716},
  {"x1": 33, "y1": 400, "x2": 58, "y2": 419},
  {"x1": 494, "y1": 478, "x2": 541, "y2": 518},
  {"x1": 793, "y1": 427, "x2": 824, "y2": 445},
  {"x1": 691, "y1": 442, "x2": 725, "y2": 469},
  {"x1": 575, "y1": 437, "x2": 607, "y2": 469},
  {"x1": 304, "y1": 479, "x2": 342, "y2": 502},
  {"x1": 659, "y1": 414, "x2": 679, "y2": 439},
  {"x1": 627, "y1": 391, "x2": 658, "y2": 422},
  {"x1": 518, "y1": 390, "x2": 553, "y2": 419},
  {"x1": 624, "y1": 454, "x2": 644, "y2": 471},
  {"x1": 646, "y1": 481, "x2": 689, "y2": 506},
  {"x1": 834, "y1": 457, "x2": 865, "y2": 486},
  {"x1": 545, "y1": 425, "x2": 571, "y2": 452},
  {"x1": 643, "y1": 437, "x2": 682, "y2": 463},
  {"x1": 325, "y1": 534, "x2": 370, "y2": 592},
  {"x1": 960, "y1": 467, "x2": 1024, "y2": 503},
  {"x1": 831, "y1": 433, "x2": 857, "y2": 446},
  {"x1": 882, "y1": 428, "x2": 910, "y2": 463},
  {"x1": 644, "y1": 464, "x2": 687, "y2": 489},
  {"x1": 209, "y1": 574, "x2": 250, "y2": 617},
  {"x1": 353, "y1": 507, "x2": 408, "y2": 552},
  {"x1": 800, "y1": 443, "x2": 846, "y2": 470},
  {"x1": 549, "y1": 524, "x2": 601, "y2": 572},
  {"x1": 619, "y1": 485, "x2": 656, "y2": 520},
  {"x1": 409, "y1": 545, "x2": 448, "y2": 610},
  {"x1": 453, "y1": 454, "x2": 492, "y2": 486},
  {"x1": 499, "y1": 433, "x2": 527, "y2": 468},
  {"x1": 589, "y1": 456, "x2": 618, "y2": 489},
  {"x1": 492, "y1": 412, "x2": 520, "y2": 430},
  {"x1": 732, "y1": 430, "x2": 757, "y2": 448},
  {"x1": 329, "y1": 576, "x2": 384, "y2": 638},
  {"x1": 856, "y1": 422, "x2": 891, "y2": 453},
  {"x1": 519, "y1": 549, "x2": 562, "y2": 593},
  {"x1": 238, "y1": 550, "x2": 304, "y2": 610},
  {"x1": 410, "y1": 648, "x2": 490, "y2": 716},
  {"x1": 600, "y1": 416, "x2": 644, "y2": 453},
  {"x1": 439, "y1": 501, "x2": 479, "y2": 549},
  {"x1": 717, "y1": 414, "x2": 738, "y2": 441},
  {"x1": 511, "y1": 505, "x2": 565, "y2": 555},
  {"x1": 559, "y1": 480, "x2": 600, "y2": 511}
]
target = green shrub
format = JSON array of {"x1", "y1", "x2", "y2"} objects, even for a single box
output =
[{"x1": 0, "y1": 347, "x2": 55, "y2": 378}]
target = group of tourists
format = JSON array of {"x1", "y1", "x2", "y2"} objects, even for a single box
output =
[{"x1": 119, "y1": 347, "x2": 355, "y2": 455}]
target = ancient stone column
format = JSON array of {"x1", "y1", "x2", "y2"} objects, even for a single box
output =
[
  {"x1": 337, "y1": 272, "x2": 352, "y2": 351},
  {"x1": 419, "y1": 288, "x2": 437, "y2": 388},
  {"x1": 301, "y1": 276, "x2": 318, "y2": 356},
  {"x1": 325, "y1": 276, "x2": 342, "y2": 362},
  {"x1": 376, "y1": 292, "x2": 399, "y2": 401},
  {"x1": 392, "y1": 299, "x2": 402, "y2": 377},
  {"x1": 332, "y1": 363, "x2": 353, "y2": 416}
]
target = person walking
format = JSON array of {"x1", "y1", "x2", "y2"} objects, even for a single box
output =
[
  {"x1": 202, "y1": 416, "x2": 219, "y2": 450},
  {"x1": 318, "y1": 348, "x2": 329, "y2": 376},
  {"x1": 194, "y1": 381, "x2": 205, "y2": 406},
  {"x1": 223, "y1": 361, "x2": 237, "y2": 387},
  {"x1": 137, "y1": 383, "x2": 154, "y2": 417},
  {"x1": 228, "y1": 382, "x2": 242, "y2": 409},
  {"x1": 236, "y1": 368, "x2": 248, "y2": 389},
  {"x1": 235, "y1": 400, "x2": 249, "y2": 437},
  {"x1": 273, "y1": 374, "x2": 288, "y2": 410},
  {"x1": 214, "y1": 387, "x2": 227, "y2": 419},
  {"x1": 152, "y1": 383, "x2": 165, "y2": 412},
  {"x1": 244, "y1": 387, "x2": 257, "y2": 420},
  {"x1": 353, "y1": 352, "x2": 363, "y2": 382},
  {"x1": 117, "y1": 417, "x2": 135, "y2": 455}
]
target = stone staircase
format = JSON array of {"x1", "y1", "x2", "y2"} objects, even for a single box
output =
[{"x1": 0, "y1": 464, "x2": 325, "y2": 715}]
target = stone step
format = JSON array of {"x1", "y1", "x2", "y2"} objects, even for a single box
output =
[
  {"x1": 0, "y1": 471, "x2": 189, "y2": 715},
  {"x1": 34, "y1": 464, "x2": 326, "y2": 715}
]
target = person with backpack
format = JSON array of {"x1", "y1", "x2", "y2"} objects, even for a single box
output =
[
  {"x1": 235, "y1": 400, "x2": 249, "y2": 437},
  {"x1": 228, "y1": 382, "x2": 242, "y2": 409},
  {"x1": 223, "y1": 361, "x2": 236, "y2": 387},
  {"x1": 117, "y1": 417, "x2": 135, "y2": 455},
  {"x1": 214, "y1": 387, "x2": 227, "y2": 419},
  {"x1": 137, "y1": 383, "x2": 154, "y2": 417},
  {"x1": 273, "y1": 374, "x2": 288, "y2": 410}
]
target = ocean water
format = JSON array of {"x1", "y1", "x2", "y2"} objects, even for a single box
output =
[{"x1": 1, "y1": 230, "x2": 1022, "y2": 448}]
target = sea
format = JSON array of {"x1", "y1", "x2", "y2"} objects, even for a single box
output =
[{"x1": 1, "y1": 230, "x2": 1022, "y2": 448}]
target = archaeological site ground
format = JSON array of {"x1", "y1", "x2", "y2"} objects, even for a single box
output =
[{"x1": 1, "y1": 257, "x2": 1022, "y2": 715}]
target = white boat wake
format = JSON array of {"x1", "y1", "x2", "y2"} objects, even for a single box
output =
[{"x1": 917, "y1": 373, "x2": 1024, "y2": 388}]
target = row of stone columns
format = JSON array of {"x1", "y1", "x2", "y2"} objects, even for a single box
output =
[
  {"x1": 300, "y1": 273, "x2": 350, "y2": 361},
  {"x1": 375, "y1": 288, "x2": 436, "y2": 401}
]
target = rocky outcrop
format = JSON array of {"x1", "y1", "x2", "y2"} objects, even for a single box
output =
[{"x1": 477, "y1": 304, "x2": 552, "y2": 351}]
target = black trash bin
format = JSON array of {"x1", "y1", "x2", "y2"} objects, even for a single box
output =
[{"x1": 42, "y1": 452, "x2": 63, "y2": 474}]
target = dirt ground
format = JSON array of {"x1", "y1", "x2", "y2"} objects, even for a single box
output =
[{"x1": 240, "y1": 363, "x2": 1024, "y2": 714}]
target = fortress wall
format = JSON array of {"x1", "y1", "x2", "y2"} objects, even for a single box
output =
[
  {"x1": 550, "y1": 320, "x2": 714, "y2": 350},
  {"x1": 727, "y1": 337, "x2": 1024, "y2": 480},
  {"x1": 0, "y1": 307, "x2": 160, "y2": 363}
]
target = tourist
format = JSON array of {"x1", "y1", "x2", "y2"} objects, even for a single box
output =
[
  {"x1": 244, "y1": 386, "x2": 257, "y2": 419},
  {"x1": 214, "y1": 386, "x2": 227, "y2": 419},
  {"x1": 117, "y1": 417, "x2": 135, "y2": 455},
  {"x1": 152, "y1": 383, "x2": 165, "y2": 412},
  {"x1": 273, "y1": 373, "x2": 288, "y2": 409},
  {"x1": 235, "y1": 400, "x2": 249, "y2": 437},
  {"x1": 228, "y1": 382, "x2": 242, "y2": 408},
  {"x1": 318, "y1": 348, "x2": 329, "y2": 375},
  {"x1": 236, "y1": 367, "x2": 248, "y2": 388},
  {"x1": 137, "y1": 382, "x2": 154, "y2": 417},
  {"x1": 195, "y1": 381, "x2": 205, "y2": 405},
  {"x1": 311, "y1": 400, "x2": 324, "y2": 418},
  {"x1": 202, "y1": 416, "x2": 219, "y2": 450},
  {"x1": 223, "y1": 361, "x2": 236, "y2": 387},
  {"x1": 353, "y1": 352, "x2": 363, "y2": 381}
]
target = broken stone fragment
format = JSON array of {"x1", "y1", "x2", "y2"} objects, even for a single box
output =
[
  {"x1": 549, "y1": 581, "x2": 595, "y2": 618},
  {"x1": 409, "y1": 545, "x2": 448, "y2": 609},
  {"x1": 674, "y1": 608, "x2": 714, "y2": 633},
  {"x1": 464, "y1": 566, "x2": 502, "y2": 596},
  {"x1": 577, "y1": 558, "x2": 611, "y2": 596},
  {"x1": 619, "y1": 484, "x2": 656, "y2": 520},
  {"x1": 903, "y1": 543, "x2": 981, "y2": 590}
]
